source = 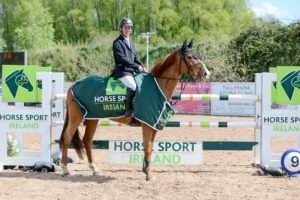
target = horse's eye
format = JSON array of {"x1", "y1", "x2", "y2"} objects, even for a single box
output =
[{"x1": 187, "y1": 55, "x2": 192, "y2": 59}]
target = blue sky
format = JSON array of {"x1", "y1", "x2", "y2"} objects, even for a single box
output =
[{"x1": 249, "y1": 0, "x2": 300, "y2": 24}]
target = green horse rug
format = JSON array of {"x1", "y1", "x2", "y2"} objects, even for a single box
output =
[{"x1": 72, "y1": 73, "x2": 174, "y2": 130}]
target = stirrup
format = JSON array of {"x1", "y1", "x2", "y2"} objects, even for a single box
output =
[{"x1": 124, "y1": 109, "x2": 133, "y2": 117}]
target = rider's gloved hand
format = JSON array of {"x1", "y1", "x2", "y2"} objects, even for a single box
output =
[{"x1": 138, "y1": 65, "x2": 148, "y2": 73}]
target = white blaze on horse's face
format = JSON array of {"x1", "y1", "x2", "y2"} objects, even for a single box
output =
[{"x1": 199, "y1": 61, "x2": 210, "y2": 80}]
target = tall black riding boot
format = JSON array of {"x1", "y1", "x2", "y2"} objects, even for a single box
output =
[{"x1": 124, "y1": 88, "x2": 135, "y2": 117}]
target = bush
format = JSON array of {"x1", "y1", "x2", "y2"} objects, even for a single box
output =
[
  {"x1": 28, "y1": 21, "x2": 300, "y2": 82},
  {"x1": 227, "y1": 20, "x2": 300, "y2": 81},
  {"x1": 30, "y1": 40, "x2": 115, "y2": 81}
]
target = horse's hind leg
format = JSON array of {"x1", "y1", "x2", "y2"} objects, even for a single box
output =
[
  {"x1": 142, "y1": 124, "x2": 157, "y2": 181},
  {"x1": 83, "y1": 119, "x2": 101, "y2": 176},
  {"x1": 61, "y1": 101, "x2": 83, "y2": 176}
]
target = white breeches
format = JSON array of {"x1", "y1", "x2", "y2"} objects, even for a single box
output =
[{"x1": 119, "y1": 76, "x2": 136, "y2": 91}]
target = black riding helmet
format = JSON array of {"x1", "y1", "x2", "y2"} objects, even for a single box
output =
[{"x1": 118, "y1": 18, "x2": 133, "y2": 29}]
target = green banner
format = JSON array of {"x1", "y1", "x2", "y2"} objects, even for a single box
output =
[
  {"x1": 276, "y1": 66, "x2": 300, "y2": 104},
  {"x1": 2, "y1": 65, "x2": 51, "y2": 102}
]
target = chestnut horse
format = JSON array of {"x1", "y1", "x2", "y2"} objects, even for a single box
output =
[{"x1": 60, "y1": 40, "x2": 210, "y2": 181}]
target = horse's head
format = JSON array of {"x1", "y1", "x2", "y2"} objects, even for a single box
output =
[
  {"x1": 15, "y1": 71, "x2": 33, "y2": 92},
  {"x1": 179, "y1": 40, "x2": 210, "y2": 81}
]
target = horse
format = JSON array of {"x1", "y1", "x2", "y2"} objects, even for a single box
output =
[{"x1": 59, "y1": 40, "x2": 210, "y2": 181}]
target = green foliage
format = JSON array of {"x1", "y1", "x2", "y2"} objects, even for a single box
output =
[
  {"x1": 0, "y1": 0, "x2": 256, "y2": 47},
  {"x1": 1, "y1": 0, "x2": 299, "y2": 83},
  {"x1": 13, "y1": 0, "x2": 54, "y2": 50},
  {"x1": 0, "y1": 0, "x2": 19, "y2": 50},
  {"x1": 30, "y1": 35, "x2": 116, "y2": 81},
  {"x1": 46, "y1": 0, "x2": 94, "y2": 43},
  {"x1": 228, "y1": 20, "x2": 300, "y2": 81},
  {"x1": 195, "y1": 38, "x2": 239, "y2": 82}
]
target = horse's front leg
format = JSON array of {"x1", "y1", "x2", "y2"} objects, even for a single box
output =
[{"x1": 142, "y1": 125, "x2": 157, "y2": 181}]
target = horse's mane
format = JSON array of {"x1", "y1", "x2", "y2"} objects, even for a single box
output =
[{"x1": 151, "y1": 50, "x2": 178, "y2": 77}]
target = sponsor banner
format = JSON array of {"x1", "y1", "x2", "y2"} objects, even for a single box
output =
[
  {"x1": 173, "y1": 82, "x2": 211, "y2": 115},
  {"x1": 262, "y1": 116, "x2": 300, "y2": 137},
  {"x1": 109, "y1": 140, "x2": 203, "y2": 165},
  {"x1": 211, "y1": 82, "x2": 255, "y2": 116},
  {"x1": 1, "y1": 65, "x2": 51, "y2": 102},
  {"x1": 0, "y1": 113, "x2": 50, "y2": 130},
  {"x1": 275, "y1": 66, "x2": 300, "y2": 104}
]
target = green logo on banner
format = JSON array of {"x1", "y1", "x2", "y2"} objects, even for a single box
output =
[
  {"x1": 2, "y1": 65, "x2": 37, "y2": 102},
  {"x1": 280, "y1": 70, "x2": 300, "y2": 100},
  {"x1": 106, "y1": 78, "x2": 126, "y2": 95},
  {"x1": 5, "y1": 69, "x2": 33, "y2": 98},
  {"x1": 2, "y1": 65, "x2": 51, "y2": 102},
  {"x1": 275, "y1": 66, "x2": 300, "y2": 104}
]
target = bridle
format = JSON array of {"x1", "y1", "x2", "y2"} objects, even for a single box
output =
[
  {"x1": 158, "y1": 49, "x2": 204, "y2": 80},
  {"x1": 156, "y1": 49, "x2": 205, "y2": 105}
]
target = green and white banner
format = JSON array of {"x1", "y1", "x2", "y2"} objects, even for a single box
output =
[
  {"x1": 2, "y1": 65, "x2": 51, "y2": 102},
  {"x1": 109, "y1": 140, "x2": 203, "y2": 165},
  {"x1": 275, "y1": 66, "x2": 300, "y2": 104}
]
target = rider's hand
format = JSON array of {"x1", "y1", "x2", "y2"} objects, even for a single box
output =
[
  {"x1": 143, "y1": 67, "x2": 148, "y2": 73},
  {"x1": 138, "y1": 66, "x2": 145, "y2": 72}
]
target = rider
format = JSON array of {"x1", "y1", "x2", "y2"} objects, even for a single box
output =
[{"x1": 112, "y1": 18, "x2": 147, "y2": 117}]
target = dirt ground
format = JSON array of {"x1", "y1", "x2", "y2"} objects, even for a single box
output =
[{"x1": 1, "y1": 115, "x2": 300, "y2": 200}]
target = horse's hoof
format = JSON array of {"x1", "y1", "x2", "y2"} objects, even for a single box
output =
[
  {"x1": 93, "y1": 171, "x2": 102, "y2": 176},
  {"x1": 62, "y1": 172, "x2": 70, "y2": 177},
  {"x1": 146, "y1": 175, "x2": 156, "y2": 181}
]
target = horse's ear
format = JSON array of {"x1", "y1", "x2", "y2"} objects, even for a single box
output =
[
  {"x1": 181, "y1": 39, "x2": 187, "y2": 50},
  {"x1": 187, "y1": 39, "x2": 193, "y2": 48}
]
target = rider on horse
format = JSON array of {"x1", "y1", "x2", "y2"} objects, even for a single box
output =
[{"x1": 112, "y1": 18, "x2": 147, "y2": 117}]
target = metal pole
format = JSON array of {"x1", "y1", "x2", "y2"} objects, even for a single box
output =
[
  {"x1": 139, "y1": 32, "x2": 155, "y2": 71},
  {"x1": 146, "y1": 33, "x2": 149, "y2": 70}
]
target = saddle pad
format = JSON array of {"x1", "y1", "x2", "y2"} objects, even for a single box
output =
[
  {"x1": 72, "y1": 74, "x2": 174, "y2": 130},
  {"x1": 133, "y1": 74, "x2": 174, "y2": 130},
  {"x1": 72, "y1": 75, "x2": 127, "y2": 118}
]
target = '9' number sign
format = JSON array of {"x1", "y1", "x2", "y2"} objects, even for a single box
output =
[{"x1": 281, "y1": 149, "x2": 300, "y2": 176}]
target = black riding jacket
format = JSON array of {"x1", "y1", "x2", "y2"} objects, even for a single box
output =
[{"x1": 112, "y1": 35, "x2": 143, "y2": 78}]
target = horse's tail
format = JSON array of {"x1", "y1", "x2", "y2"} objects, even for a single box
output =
[{"x1": 60, "y1": 88, "x2": 85, "y2": 159}]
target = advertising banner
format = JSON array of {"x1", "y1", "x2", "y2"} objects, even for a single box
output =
[
  {"x1": 173, "y1": 82, "x2": 211, "y2": 115},
  {"x1": 109, "y1": 140, "x2": 203, "y2": 165},
  {"x1": 211, "y1": 82, "x2": 255, "y2": 116}
]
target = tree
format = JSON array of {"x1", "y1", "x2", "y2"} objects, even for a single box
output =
[
  {"x1": 0, "y1": 0, "x2": 19, "y2": 50},
  {"x1": 13, "y1": 0, "x2": 54, "y2": 50},
  {"x1": 45, "y1": 0, "x2": 95, "y2": 43}
]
